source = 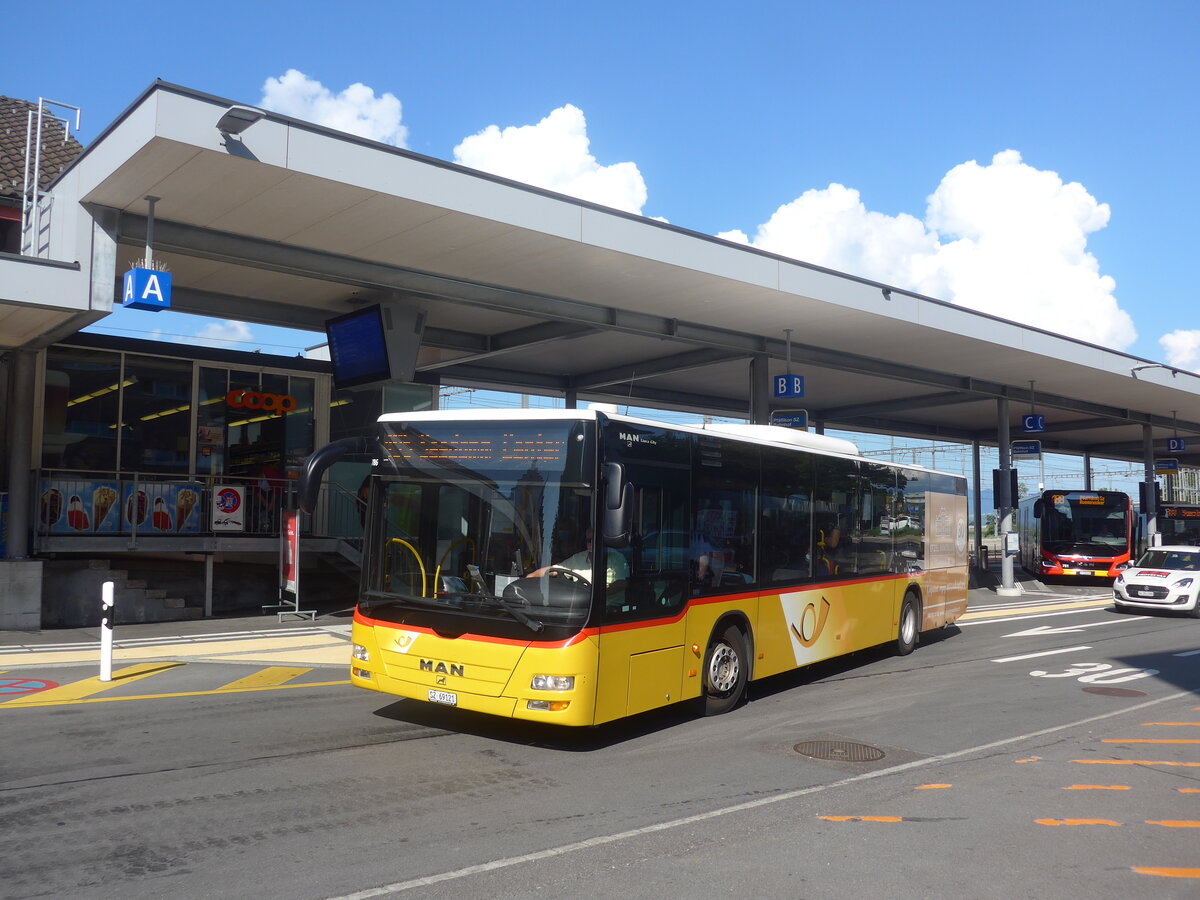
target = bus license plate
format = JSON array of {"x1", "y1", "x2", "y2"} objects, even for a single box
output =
[{"x1": 428, "y1": 689, "x2": 457, "y2": 706}]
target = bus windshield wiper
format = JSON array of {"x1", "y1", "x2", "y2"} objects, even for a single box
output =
[
  {"x1": 464, "y1": 591, "x2": 544, "y2": 633},
  {"x1": 361, "y1": 590, "x2": 449, "y2": 611}
]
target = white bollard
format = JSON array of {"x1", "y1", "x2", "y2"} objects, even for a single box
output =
[{"x1": 100, "y1": 580, "x2": 114, "y2": 682}]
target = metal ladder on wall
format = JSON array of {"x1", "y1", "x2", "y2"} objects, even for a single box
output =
[{"x1": 20, "y1": 98, "x2": 81, "y2": 258}]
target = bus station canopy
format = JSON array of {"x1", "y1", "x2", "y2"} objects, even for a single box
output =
[{"x1": 12, "y1": 80, "x2": 1200, "y2": 468}]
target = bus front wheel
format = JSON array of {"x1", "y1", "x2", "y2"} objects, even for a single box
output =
[
  {"x1": 702, "y1": 625, "x2": 748, "y2": 716},
  {"x1": 896, "y1": 594, "x2": 919, "y2": 656}
]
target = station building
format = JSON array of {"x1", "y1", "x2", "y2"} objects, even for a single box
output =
[{"x1": 4, "y1": 83, "x2": 1200, "y2": 630}]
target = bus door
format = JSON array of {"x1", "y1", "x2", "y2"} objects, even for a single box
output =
[{"x1": 596, "y1": 456, "x2": 689, "y2": 720}]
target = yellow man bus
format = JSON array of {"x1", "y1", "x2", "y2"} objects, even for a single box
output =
[{"x1": 299, "y1": 409, "x2": 969, "y2": 726}]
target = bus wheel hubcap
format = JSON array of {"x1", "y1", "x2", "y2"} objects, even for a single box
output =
[{"x1": 709, "y1": 643, "x2": 739, "y2": 693}]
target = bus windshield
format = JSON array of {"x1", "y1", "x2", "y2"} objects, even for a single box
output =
[
  {"x1": 361, "y1": 418, "x2": 597, "y2": 633},
  {"x1": 1042, "y1": 492, "x2": 1129, "y2": 556}
]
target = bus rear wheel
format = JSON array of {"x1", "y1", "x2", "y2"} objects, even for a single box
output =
[
  {"x1": 702, "y1": 625, "x2": 748, "y2": 716},
  {"x1": 896, "y1": 594, "x2": 919, "y2": 656}
]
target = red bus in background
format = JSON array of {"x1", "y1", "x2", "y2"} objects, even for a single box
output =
[{"x1": 1017, "y1": 490, "x2": 1136, "y2": 580}]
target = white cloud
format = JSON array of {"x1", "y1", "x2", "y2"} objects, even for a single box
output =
[
  {"x1": 730, "y1": 150, "x2": 1135, "y2": 350},
  {"x1": 453, "y1": 105, "x2": 647, "y2": 215},
  {"x1": 260, "y1": 69, "x2": 407, "y2": 147},
  {"x1": 1160, "y1": 330, "x2": 1200, "y2": 372},
  {"x1": 195, "y1": 320, "x2": 255, "y2": 350}
]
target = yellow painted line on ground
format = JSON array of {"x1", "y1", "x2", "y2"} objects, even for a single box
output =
[
  {"x1": 818, "y1": 816, "x2": 903, "y2": 823},
  {"x1": 0, "y1": 635, "x2": 347, "y2": 668},
  {"x1": 1073, "y1": 759, "x2": 1200, "y2": 767},
  {"x1": 916, "y1": 784, "x2": 952, "y2": 790},
  {"x1": 207, "y1": 646, "x2": 349, "y2": 666},
  {"x1": 1133, "y1": 867, "x2": 1200, "y2": 879},
  {"x1": 958, "y1": 597, "x2": 1111, "y2": 621},
  {"x1": 1036, "y1": 818, "x2": 1121, "y2": 827},
  {"x1": 1104, "y1": 738, "x2": 1200, "y2": 744},
  {"x1": 0, "y1": 661, "x2": 184, "y2": 704},
  {"x1": 1179, "y1": 788, "x2": 1200, "y2": 794},
  {"x1": 1148, "y1": 820, "x2": 1200, "y2": 828},
  {"x1": 217, "y1": 666, "x2": 311, "y2": 690},
  {"x1": 1143, "y1": 722, "x2": 1200, "y2": 726},
  {"x1": 1064, "y1": 785, "x2": 1129, "y2": 791},
  {"x1": 0, "y1": 678, "x2": 350, "y2": 708}
]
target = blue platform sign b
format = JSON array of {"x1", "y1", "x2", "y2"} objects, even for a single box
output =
[
  {"x1": 1021, "y1": 414, "x2": 1045, "y2": 433},
  {"x1": 122, "y1": 268, "x2": 172, "y2": 311},
  {"x1": 774, "y1": 375, "x2": 804, "y2": 398}
]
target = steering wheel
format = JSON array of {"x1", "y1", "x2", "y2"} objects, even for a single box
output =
[{"x1": 543, "y1": 566, "x2": 592, "y2": 587}]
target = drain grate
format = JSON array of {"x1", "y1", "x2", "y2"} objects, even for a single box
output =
[
  {"x1": 793, "y1": 740, "x2": 886, "y2": 762},
  {"x1": 1083, "y1": 686, "x2": 1146, "y2": 698}
]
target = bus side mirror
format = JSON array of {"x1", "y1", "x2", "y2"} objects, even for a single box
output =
[
  {"x1": 602, "y1": 462, "x2": 632, "y2": 549},
  {"x1": 1032, "y1": 499, "x2": 1043, "y2": 519}
]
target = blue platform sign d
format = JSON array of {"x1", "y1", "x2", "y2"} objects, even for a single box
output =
[
  {"x1": 122, "y1": 268, "x2": 172, "y2": 311},
  {"x1": 1021, "y1": 414, "x2": 1045, "y2": 433},
  {"x1": 773, "y1": 375, "x2": 804, "y2": 399},
  {"x1": 1168, "y1": 437, "x2": 1187, "y2": 453}
]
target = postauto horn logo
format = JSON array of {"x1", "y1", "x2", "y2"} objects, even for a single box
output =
[{"x1": 225, "y1": 389, "x2": 297, "y2": 415}]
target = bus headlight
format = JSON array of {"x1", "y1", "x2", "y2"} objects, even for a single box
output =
[
  {"x1": 352, "y1": 644, "x2": 370, "y2": 662},
  {"x1": 531, "y1": 674, "x2": 574, "y2": 691}
]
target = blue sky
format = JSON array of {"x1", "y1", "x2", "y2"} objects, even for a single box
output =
[{"x1": 10, "y1": 1, "x2": 1200, "y2": 371}]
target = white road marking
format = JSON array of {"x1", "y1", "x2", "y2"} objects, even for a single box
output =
[
  {"x1": 1004, "y1": 619, "x2": 1140, "y2": 638},
  {"x1": 991, "y1": 646, "x2": 1092, "y2": 662}
]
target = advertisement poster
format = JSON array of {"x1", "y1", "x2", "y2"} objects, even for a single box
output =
[
  {"x1": 212, "y1": 485, "x2": 245, "y2": 532},
  {"x1": 281, "y1": 510, "x2": 299, "y2": 594},
  {"x1": 123, "y1": 483, "x2": 202, "y2": 533},
  {"x1": 39, "y1": 480, "x2": 121, "y2": 534}
]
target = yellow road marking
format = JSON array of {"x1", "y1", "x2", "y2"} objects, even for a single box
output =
[
  {"x1": 1016, "y1": 757, "x2": 1041, "y2": 763},
  {"x1": 1147, "y1": 820, "x2": 1200, "y2": 828},
  {"x1": 0, "y1": 634, "x2": 348, "y2": 668},
  {"x1": 958, "y1": 598, "x2": 1111, "y2": 621},
  {"x1": 1179, "y1": 788, "x2": 1200, "y2": 794},
  {"x1": 1036, "y1": 819, "x2": 1120, "y2": 826},
  {"x1": 1143, "y1": 722, "x2": 1200, "y2": 726},
  {"x1": 1104, "y1": 738, "x2": 1200, "y2": 744},
  {"x1": 217, "y1": 666, "x2": 311, "y2": 690},
  {"x1": 1, "y1": 679, "x2": 350, "y2": 708},
  {"x1": 1074, "y1": 759, "x2": 1200, "y2": 767},
  {"x1": 1065, "y1": 785, "x2": 1129, "y2": 790},
  {"x1": 818, "y1": 816, "x2": 903, "y2": 823},
  {"x1": 0, "y1": 661, "x2": 184, "y2": 704},
  {"x1": 1133, "y1": 867, "x2": 1200, "y2": 878},
  {"x1": 916, "y1": 784, "x2": 951, "y2": 789}
]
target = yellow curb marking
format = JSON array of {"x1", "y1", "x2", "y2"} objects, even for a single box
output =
[
  {"x1": 1133, "y1": 867, "x2": 1200, "y2": 879},
  {"x1": 1147, "y1": 820, "x2": 1200, "y2": 828},
  {"x1": 1036, "y1": 819, "x2": 1120, "y2": 826},
  {"x1": 916, "y1": 784, "x2": 952, "y2": 789},
  {"x1": 818, "y1": 816, "x2": 903, "y2": 823},
  {"x1": 1073, "y1": 760, "x2": 1200, "y2": 767},
  {"x1": 1, "y1": 679, "x2": 350, "y2": 708},
  {"x1": 0, "y1": 661, "x2": 183, "y2": 705},
  {"x1": 217, "y1": 666, "x2": 312, "y2": 690},
  {"x1": 1064, "y1": 785, "x2": 1129, "y2": 790},
  {"x1": 1104, "y1": 738, "x2": 1200, "y2": 744}
]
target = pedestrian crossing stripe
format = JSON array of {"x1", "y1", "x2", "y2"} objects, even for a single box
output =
[{"x1": 0, "y1": 662, "x2": 349, "y2": 708}]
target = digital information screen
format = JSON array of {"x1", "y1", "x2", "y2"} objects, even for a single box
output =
[{"x1": 326, "y1": 305, "x2": 390, "y2": 389}]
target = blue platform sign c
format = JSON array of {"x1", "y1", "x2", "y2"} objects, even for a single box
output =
[
  {"x1": 773, "y1": 375, "x2": 804, "y2": 399},
  {"x1": 1168, "y1": 437, "x2": 1187, "y2": 453},
  {"x1": 1021, "y1": 414, "x2": 1045, "y2": 433},
  {"x1": 122, "y1": 268, "x2": 172, "y2": 311}
]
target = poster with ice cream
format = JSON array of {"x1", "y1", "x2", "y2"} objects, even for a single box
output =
[
  {"x1": 121, "y1": 483, "x2": 202, "y2": 533},
  {"x1": 39, "y1": 479, "x2": 121, "y2": 534}
]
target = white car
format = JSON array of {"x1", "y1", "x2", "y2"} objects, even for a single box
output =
[{"x1": 1113, "y1": 545, "x2": 1200, "y2": 617}]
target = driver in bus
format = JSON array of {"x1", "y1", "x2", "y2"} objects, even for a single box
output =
[{"x1": 529, "y1": 529, "x2": 630, "y2": 588}]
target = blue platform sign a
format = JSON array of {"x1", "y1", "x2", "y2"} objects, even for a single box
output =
[
  {"x1": 1021, "y1": 414, "x2": 1046, "y2": 433},
  {"x1": 1168, "y1": 437, "x2": 1187, "y2": 453},
  {"x1": 122, "y1": 268, "x2": 172, "y2": 311},
  {"x1": 773, "y1": 375, "x2": 804, "y2": 399}
]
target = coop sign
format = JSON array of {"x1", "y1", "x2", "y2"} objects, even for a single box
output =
[{"x1": 122, "y1": 268, "x2": 172, "y2": 311}]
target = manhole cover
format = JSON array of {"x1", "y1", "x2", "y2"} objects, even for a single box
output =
[
  {"x1": 793, "y1": 740, "x2": 886, "y2": 762},
  {"x1": 1083, "y1": 686, "x2": 1146, "y2": 698}
]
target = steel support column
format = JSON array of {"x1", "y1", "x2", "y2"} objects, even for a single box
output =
[
  {"x1": 5, "y1": 350, "x2": 35, "y2": 558},
  {"x1": 749, "y1": 356, "x2": 770, "y2": 425},
  {"x1": 972, "y1": 439, "x2": 983, "y2": 570},
  {"x1": 1143, "y1": 424, "x2": 1158, "y2": 546},
  {"x1": 997, "y1": 397, "x2": 1019, "y2": 594}
]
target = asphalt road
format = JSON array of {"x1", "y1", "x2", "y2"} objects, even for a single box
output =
[{"x1": 2, "y1": 583, "x2": 1198, "y2": 900}]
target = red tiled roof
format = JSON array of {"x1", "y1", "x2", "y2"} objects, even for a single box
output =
[{"x1": 0, "y1": 96, "x2": 85, "y2": 204}]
